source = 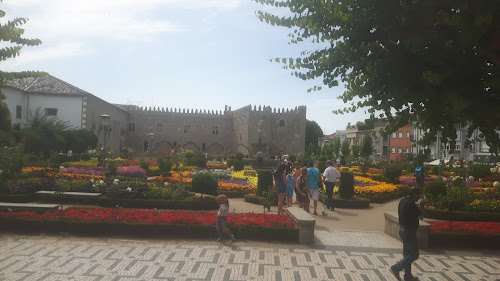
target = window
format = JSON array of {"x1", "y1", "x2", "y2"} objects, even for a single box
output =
[
  {"x1": 212, "y1": 126, "x2": 218, "y2": 135},
  {"x1": 279, "y1": 119, "x2": 285, "y2": 127},
  {"x1": 173, "y1": 142, "x2": 177, "y2": 147},
  {"x1": 45, "y1": 108, "x2": 58, "y2": 116},
  {"x1": 398, "y1": 131, "x2": 403, "y2": 138},
  {"x1": 455, "y1": 144, "x2": 461, "y2": 151},
  {"x1": 398, "y1": 147, "x2": 403, "y2": 153},
  {"x1": 391, "y1": 147, "x2": 396, "y2": 154},
  {"x1": 383, "y1": 135, "x2": 388, "y2": 142},
  {"x1": 184, "y1": 125, "x2": 190, "y2": 133},
  {"x1": 406, "y1": 131, "x2": 410, "y2": 138},
  {"x1": 202, "y1": 143, "x2": 206, "y2": 150},
  {"x1": 392, "y1": 132, "x2": 396, "y2": 139},
  {"x1": 156, "y1": 123, "x2": 163, "y2": 132},
  {"x1": 128, "y1": 123, "x2": 135, "y2": 132},
  {"x1": 374, "y1": 135, "x2": 379, "y2": 141},
  {"x1": 15, "y1": 105, "x2": 22, "y2": 119},
  {"x1": 405, "y1": 147, "x2": 409, "y2": 153}
]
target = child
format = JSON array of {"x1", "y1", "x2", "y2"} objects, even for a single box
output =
[
  {"x1": 216, "y1": 194, "x2": 236, "y2": 242},
  {"x1": 286, "y1": 172, "x2": 296, "y2": 207}
]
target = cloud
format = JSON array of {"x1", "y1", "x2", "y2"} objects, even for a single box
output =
[{"x1": 2, "y1": 42, "x2": 90, "y2": 70}]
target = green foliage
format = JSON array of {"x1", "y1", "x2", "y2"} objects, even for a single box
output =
[
  {"x1": 383, "y1": 164, "x2": 403, "y2": 184},
  {"x1": 140, "y1": 159, "x2": 149, "y2": 170},
  {"x1": 0, "y1": 143, "x2": 25, "y2": 184},
  {"x1": 236, "y1": 152, "x2": 244, "y2": 160},
  {"x1": 288, "y1": 154, "x2": 297, "y2": 163},
  {"x1": 317, "y1": 155, "x2": 327, "y2": 173},
  {"x1": 255, "y1": 0, "x2": 500, "y2": 155},
  {"x1": 184, "y1": 150, "x2": 194, "y2": 159},
  {"x1": 440, "y1": 184, "x2": 475, "y2": 212},
  {"x1": 361, "y1": 134, "x2": 374, "y2": 158},
  {"x1": 144, "y1": 185, "x2": 189, "y2": 200},
  {"x1": 259, "y1": 187, "x2": 277, "y2": 212},
  {"x1": 305, "y1": 142, "x2": 320, "y2": 157},
  {"x1": 331, "y1": 137, "x2": 341, "y2": 158},
  {"x1": 233, "y1": 160, "x2": 244, "y2": 171},
  {"x1": 120, "y1": 147, "x2": 133, "y2": 159},
  {"x1": 158, "y1": 156, "x2": 172, "y2": 174},
  {"x1": 423, "y1": 181, "x2": 448, "y2": 201},
  {"x1": 257, "y1": 169, "x2": 273, "y2": 196},
  {"x1": 60, "y1": 130, "x2": 98, "y2": 153},
  {"x1": 351, "y1": 143, "x2": 360, "y2": 160},
  {"x1": 470, "y1": 165, "x2": 492, "y2": 179},
  {"x1": 0, "y1": 92, "x2": 12, "y2": 133},
  {"x1": 359, "y1": 157, "x2": 372, "y2": 175},
  {"x1": 338, "y1": 171, "x2": 354, "y2": 199},
  {"x1": 194, "y1": 152, "x2": 207, "y2": 168},
  {"x1": 305, "y1": 120, "x2": 324, "y2": 146},
  {"x1": 341, "y1": 139, "x2": 350, "y2": 158},
  {"x1": 107, "y1": 160, "x2": 118, "y2": 174},
  {"x1": 191, "y1": 172, "x2": 218, "y2": 195}
]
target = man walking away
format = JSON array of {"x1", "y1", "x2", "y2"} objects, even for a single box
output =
[
  {"x1": 390, "y1": 187, "x2": 423, "y2": 281},
  {"x1": 323, "y1": 160, "x2": 341, "y2": 211},
  {"x1": 306, "y1": 162, "x2": 322, "y2": 215}
]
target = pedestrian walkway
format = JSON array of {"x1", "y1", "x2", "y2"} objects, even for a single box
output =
[{"x1": 1, "y1": 233, "x2": 498, "y2": 281}]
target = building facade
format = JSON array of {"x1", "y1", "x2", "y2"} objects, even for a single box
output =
[{"x1": 2, "y1": 75, "x2": 306, "y2": 156}]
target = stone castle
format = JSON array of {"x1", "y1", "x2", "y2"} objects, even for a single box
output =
[
  {"x1": 3, "y1": 75, "x2": 306, "y2": 156},
  {"x1": 116, "y1": 104, "x2": 307, "y2": 157}
]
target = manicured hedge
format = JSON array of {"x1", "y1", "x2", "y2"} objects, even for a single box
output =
[
  {"x1": 243, "y1": 194, "x2": 277, "y2": 206},
  {"x1": 97, "y1": 196, "x2": 218, "y2": 210},
  {"x1": 319, "y1": 193, "x2": 370, "y2": 208},
  {"x1": 364, "y1": 190, "x2": 407, "y2": 203},
  {"x1": 424, "y1": 207, "x2": 500, "y2": 222},
  {"x1": 217, "y1": 190, "x2": 250, "y2": 198},
  {"x1": 0, "y1": 218, "x2": 298, "y2": 242},
  {"x1": 429, "y1": 232, "x2": 500, "y2": 249},
  {"x1": 0, "y1": 193, "x2": 35, "y2": 203}
]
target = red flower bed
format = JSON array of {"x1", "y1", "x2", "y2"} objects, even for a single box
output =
[
  {"x1": 430, "y1": 221, "x2": 500, "y2": 234},
  {"x1": 0, "y1": 208, "x2": 295, "y2": 228}
]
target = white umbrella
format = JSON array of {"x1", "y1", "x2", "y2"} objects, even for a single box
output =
[{"x1": 425, "y1": 159, "x2": 449, "y2": 166}]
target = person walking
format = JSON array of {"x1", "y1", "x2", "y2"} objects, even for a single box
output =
[
  {"x1": 414, "y1": 164, "x2": 425, "y2": 189},
  {"x1": 274, "y1": 164, "x2": 287, "y2": 215},
  {"x1": 286, "y1": 172, "x2": 296, "y2": 207},
  {"x1": 323, "y1": 160, "x2": 341, "y2": 211},
  {"x1": 390, "y1": 187, "x2": 423, "y2": 281},
  {"x1": 295, "y1": 167, "x2": 311, "y2": 212},
  {"x1": 307, "y1": 162, "x2": 323, "y2": 215},
  {"x1": 215, "y1": 194, "x2": 236, "y2": 242}
]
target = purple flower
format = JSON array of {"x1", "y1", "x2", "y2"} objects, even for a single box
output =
[
  {"x1": 60, "y1": 166, "x2": 108, "y2": 176},
  {"x1": 116, "y1": 167, "x2": 147, "y2": 178},
  {"x1": 218, "y1": 179, "x2": 250, "y2": 185}
]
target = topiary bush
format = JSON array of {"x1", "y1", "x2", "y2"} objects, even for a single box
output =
[
  {"x1": 257, "y1": 169, "x2": 273, "y2": 196},
  {"x1": 470, "y1": 164, "x2": 492, "y2": 179},
  {"x1": 383, "y1": 164, "x2": 402, "y2": 184},
  {"x1": 338, "y1": 171, "x2": 354, "y2": 199},
  {"x1": 317, "y1": 156, "x2": 327, "y2": 174},
  {"x1": 236, "y1": 152, "x2": 244, "y2": 160},
  {"x1": 234, "y1": 159, "x2": 244, "y2": 171},
  {"x1": 423, "y1": 180, "x2": 448, "y2": 201},
  {"x1": 191, "y1": 172, "x2": 218, "y2": 195}
]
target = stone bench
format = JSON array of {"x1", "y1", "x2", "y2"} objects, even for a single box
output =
[
  {"x1": 286, "y1": 207, "x2": 315, "y2": 244},
  {"x1": 35, "y1": 191, "x2": 102, "y2": 201},
  {"x1": 0, "y1": 202, "x2": 60, "y2": 211},
  {"x1": 384, "y1": 212, "x2": 430, "y2": 249}
]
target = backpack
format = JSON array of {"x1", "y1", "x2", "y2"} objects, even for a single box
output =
[{"x1": 415, "y1": 166, "x2": 423, "y2": 179}]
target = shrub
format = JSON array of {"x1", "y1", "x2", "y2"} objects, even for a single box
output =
[
  {"x1": 338, "y1": 172, "x2": 354, "y2": 199},
  {"x1": 80, "y1": 151, "x2": 91, "y2": 161},
  {"x1": 383, "y1": 164, "x2": 402, "y2": 184},
  {"x1": 234, "y1": 159, "x2": 244, "y2": 171},
  {"x1": 55, "y1": 180, "x2": 93, "y2": 192},
  {"x1": 440, "y1": 185, "x2": 475, "y2": 212},
  {"x1": 236, "y1": 152, "x2": 244, "y2": 160},
  {"x1": 158, "y1": 157, "x2": 172, "y2": 174},
  {"x1": 317, "y1": 156, "x2": 327, "y2": 173},
  {"x1": 194, "y1": 152, "x2": 207, "y2": 168},
  {"x1": 423, "y1": 180, "x2": 448, "y2": 201},
  {"x1": 107, "y1": 160, "x2": 118, "y2": 174},
  {"x1": 191, "y1": 172, "x2": 218, "y2": 195},
  {"x1": 470, "y1": 164, "x2": 492, "y2": 179},
  {"x1": 120, "y1": 147, "x2": 133, "y2": 159},
  {"x1": 288, "y1": 155, "x2": 297, "y2": 163},
  {"x1": 144, "y1": 185, "x2": 189, "y2": 200},
  {"x1": 140, "y1": 159, "x2": 149, "y2": 170},
  {"x1": 257, "y1": 170, "x2": 273, "y2": 196},
  {"x1": 3, "y1": 178, "x2": 52, "y2": 194},
  {"x1": 104, "y1": 180, "x2": 151, "y2": 199}
]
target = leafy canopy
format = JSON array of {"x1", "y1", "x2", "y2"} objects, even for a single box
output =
[{"x1": 254, "y1": 0, "x2": 500, "y2": 154}]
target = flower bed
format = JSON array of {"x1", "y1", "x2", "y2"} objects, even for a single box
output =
[
  {"x1": 428, "y1": 221, "x2": 500, "y2": 249},
  {"x1": 423, "y1": 207, "x2": 500, "y2": 222},
  {"x1": 430, "y1": 221, "x2": 500, "y2": 234},
  {"x1": 0, "y1": 208, "x2": 298, "y2": 241},
  {"x1": 60, "y1": 166, "x2": 108, "y2": 176},
  {"x1": 353, "y1": 176, "x2": 408, "y2": 202},
  {"x1": 97, "y1": 195, "x2": 219, "y2": 210},
  {"x1": 218, "y1": 179, "x2": 255, "y2": 194}
]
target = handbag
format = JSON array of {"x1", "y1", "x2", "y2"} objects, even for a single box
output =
[{"x1": 310, "y1": 169, "x2": 323, "y2": 189}]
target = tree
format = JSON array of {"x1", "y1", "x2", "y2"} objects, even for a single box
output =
[
  {"x1": 305, "y1": 120, "x2": 324, "y2": 147},
  {"x1": 255, "y1": 0, "x2": 500, "y2": 155},
  {"x1": 351, "y1": 142, "x2": 361, "y2": 160},
  {"x1": 341, "y1": 139, "x2": 350, "y2": 158},
  {"x1": 361, "y1": 134, "x2": 374, "y2": 159},
  {"x1": 331, "y1": 137, "x2": 341, "y2": 159},
  {"x1": 0, "y1": 2, "x2": 44, "y2": 143}
]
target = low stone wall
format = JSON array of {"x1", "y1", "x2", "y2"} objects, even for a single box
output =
[
  {"x1": 384, "y1": 212, "x2": 430, "y2": 249},
  {"x1": 286, "y1": 207, "x2": 315, "y2": 244}
]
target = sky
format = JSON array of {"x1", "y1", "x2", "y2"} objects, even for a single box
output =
[{"x1": 2, "y1": 0, "x2": 370, "y2": 135}]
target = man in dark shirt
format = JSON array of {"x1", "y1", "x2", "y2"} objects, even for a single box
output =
[{"x1": 390, "y1": 187, "x2": 422, "y2": 281}]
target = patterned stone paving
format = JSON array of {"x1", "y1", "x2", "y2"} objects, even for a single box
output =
[{"x1": 0, "y1": 234, "x2": 498, "y2": 281}]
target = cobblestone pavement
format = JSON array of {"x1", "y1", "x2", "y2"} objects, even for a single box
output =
[{"x1": 0, "y1": 232, "x2": 498, "y2": 281}]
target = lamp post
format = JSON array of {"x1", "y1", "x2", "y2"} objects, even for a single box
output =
[{"x1": 100, "y1": 114, "x2": 110, "y2": 167}]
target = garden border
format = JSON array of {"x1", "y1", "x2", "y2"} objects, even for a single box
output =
[
  {"x1": 97, "y1": 196, "x2": 219, "y2": 210},
  {"x1": 423, "y1": 207, "x2": 500, "y2": 222}
]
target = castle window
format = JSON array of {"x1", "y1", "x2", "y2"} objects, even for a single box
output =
[
  {"x1": 45, "y1": 108, "x2": 58, "y2": 116},
  {"x1": 157, "y1": 123, "x2": 163, "y2": 132},
  {"x1": 212, "y1": 126, "x2": 218, "y2": 135},
  {"x1": 279, "y1": 119, "x2": 285, "y2": 127},
  {"x1": 202, "y1": 143, "x2": 206, "y2": 150},
  {"x1": 184, "y1": 125, "x2": 190, "y2": 133},
  {"x1": 173, "y1": 142, "x2": 177, "y2": 147},
  {"x1": 128, "y1": 123, "x2": 135, "y2": 132},
  {"x1": 16, "y1": 105, "x2": 22, "y2": 119}
]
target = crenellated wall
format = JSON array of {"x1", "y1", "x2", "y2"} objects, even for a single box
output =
[{"x1": 116, "y1": 104, "x2": 307, "y2": 156}]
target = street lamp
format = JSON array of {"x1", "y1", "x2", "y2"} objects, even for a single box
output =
[{"x1": 100, "y1": 114, "x2": 110, "y2": 167}]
